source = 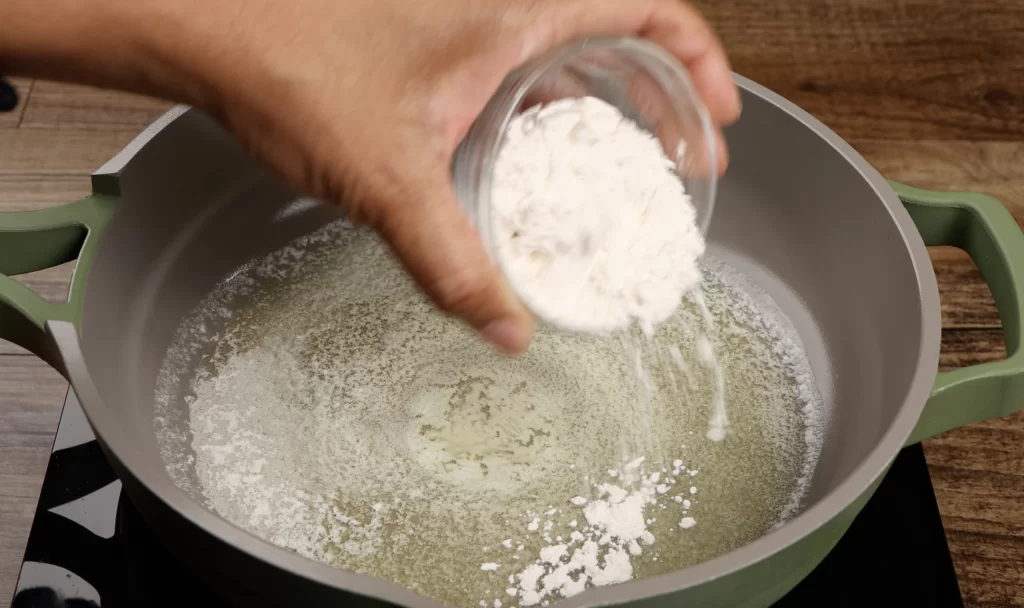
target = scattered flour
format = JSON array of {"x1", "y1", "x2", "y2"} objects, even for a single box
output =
[
  {"x1": 491, "y1": 96, "x2": 705, "y2": 336},
  {"x1": 490, "y1": 460, "x2": 696, "y2": 607}
]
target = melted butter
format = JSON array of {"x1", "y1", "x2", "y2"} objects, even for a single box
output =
[{"x1": 156, "y1": 222, "x2": 824, "y2": 607}]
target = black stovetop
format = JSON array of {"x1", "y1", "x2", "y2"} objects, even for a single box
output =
[{"x1": 12, "y1": 390, "x2": 964, "y2": 608}]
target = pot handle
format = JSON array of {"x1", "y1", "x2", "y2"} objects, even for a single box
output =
[
  {"x1": 894, "y1": 182, "x2": 1024, "y2": 445},
  {"x1": 0, "y1": 195, "x2": 117, "y2": 371}
]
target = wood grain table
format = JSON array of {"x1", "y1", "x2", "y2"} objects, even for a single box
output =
[{"x1": 1, "y1": 1, "x2": 1023, "y2": 606}]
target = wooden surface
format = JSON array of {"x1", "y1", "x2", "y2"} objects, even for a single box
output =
[{"x1": 1, "y1": 1, "x2": 1023, "y2": 605}]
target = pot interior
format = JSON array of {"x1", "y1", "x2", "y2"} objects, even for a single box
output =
[{"x1": 76, "y1": 85, "x2": 928, "y2": 600}]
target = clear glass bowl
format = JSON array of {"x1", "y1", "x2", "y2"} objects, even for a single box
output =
[{"x1": 452, "y1": 36, "x2": 717, "y2": 329}]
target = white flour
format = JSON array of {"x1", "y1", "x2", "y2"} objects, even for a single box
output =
[
  {"x1": 492, "y1": 96, "x2": 726, "y2": 442},
  {"x1": 488, "y1": 458, "x2": 701, "y2": 606},
  {"x1": 491, "y1": 96, "x2": 705, "y2": 336},
  {"x1": 692, "y1": 292, "x2": 729, "y2": 442}
]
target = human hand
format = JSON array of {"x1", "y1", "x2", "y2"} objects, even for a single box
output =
[{"x1": 2, "y1": 0, "x2": 740, "y2": 353}]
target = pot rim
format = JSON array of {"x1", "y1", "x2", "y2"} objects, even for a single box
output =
[{"x1": 56, "y1": 73, "x2": 942, "y2": 606}]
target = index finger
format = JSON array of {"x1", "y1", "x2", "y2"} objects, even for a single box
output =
[
  {"x1": 536, "y1": 0, "x2": 740, "y2": 126},
  {"x1": 641, "y1": 0, "x2": 740, "y2": 125}
]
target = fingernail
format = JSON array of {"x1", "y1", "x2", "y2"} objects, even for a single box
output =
[{"x1": 481, "y1": 318, "x2": 529, "y2": 354}]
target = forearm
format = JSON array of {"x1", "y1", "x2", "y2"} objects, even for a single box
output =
[{"x1": 0, "y1": 0, "x2": 215, "y2": 106}]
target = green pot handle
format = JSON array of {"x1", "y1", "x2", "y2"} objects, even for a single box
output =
[
  {"x1": 894, "y1": 182, "x2": 1024, "y2": 445},
  {"x1": 0, "y1": 195, "x2": 118, "y2": 371}
]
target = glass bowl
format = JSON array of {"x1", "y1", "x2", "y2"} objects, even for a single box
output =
[{"x1": 452, "y1": 36, "x2": 717, "y2": 331}]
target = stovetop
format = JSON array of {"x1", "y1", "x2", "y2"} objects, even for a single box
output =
[{"x1": 12, "y1": 390, "x2": 964, "y2": 607}]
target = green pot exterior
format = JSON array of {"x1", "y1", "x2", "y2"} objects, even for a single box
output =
[
  {"x1": 0, "y1": 194, "x2": 116, "y2": 372},
  {"x1": 1, "y1": 180, "x2": 1022, "y2": 606},
  {"x1": 894, "y1": 183, "x2": 1024, "y2": 446}
]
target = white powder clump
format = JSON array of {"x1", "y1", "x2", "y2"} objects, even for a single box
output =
[
  {"x1": 481, "y1": 563, "x2": 499, "y2": 571},
  {"x1": 583, "y1": 492, "x2": 649, "y2": 541},
  {"x1": 517, "y1": 564, "x2": 546, "y2": 606},
  {"x1": 491, "y1": 96, "x2": 705, "y2": 336},
  {"x1": 539, "y1": 544, "x2": 568, "y2": 565},
  {"x1": 499, "y1": 462, "x2": 696, "y2": 607}
]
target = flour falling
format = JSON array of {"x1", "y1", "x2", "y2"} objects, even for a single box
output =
[
  {"x1": 491, "y1": 96, "x2": 705, "y2": 336},
  {"x1": 491, "y1": 95, "x2": 728, "y2": 442}
]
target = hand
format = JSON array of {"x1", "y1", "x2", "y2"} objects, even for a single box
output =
[{"x1": 1, "y1": 0, "x2": 741, "y2": 353}]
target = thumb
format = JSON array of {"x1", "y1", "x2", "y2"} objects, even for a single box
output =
[{"x1": 375, "y1": 175, "x2": 535, "y2": 354}]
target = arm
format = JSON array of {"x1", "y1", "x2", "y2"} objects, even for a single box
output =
[
  {"x1": 0, "y1": 0, "x2": 740, "y2": 353},
  {"x1": 0, "y1": 0, "x2": 203, "y2": 102}
]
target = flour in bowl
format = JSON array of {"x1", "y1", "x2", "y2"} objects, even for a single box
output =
[{"x1": 491, "y1": 96, "x2": 705, "y2": 336}]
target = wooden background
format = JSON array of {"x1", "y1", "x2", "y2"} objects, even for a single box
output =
[{"x1": 1, "y1": 0, "x2": 1023, "y2": 606}]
